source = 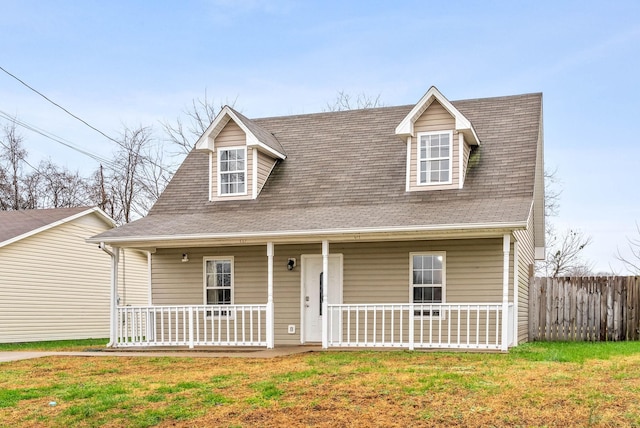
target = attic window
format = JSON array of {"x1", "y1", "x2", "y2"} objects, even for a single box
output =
[
  {"x1": 418, "y1": 131, "x2": 452, "y2": 185},
  {"x1": 218, "y1": 147, "x2": 246, "y2": 196}
]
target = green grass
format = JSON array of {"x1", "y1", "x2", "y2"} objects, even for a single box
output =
[
  {"x1": 508, "y1": 340, "x2": 640, "y2": 363},
  {"x1": 0, "y1": 341, "x2": 639, "y2": 426},
  {"x1": 0, "y1": 338, "x2": 108, "y2": 351}
]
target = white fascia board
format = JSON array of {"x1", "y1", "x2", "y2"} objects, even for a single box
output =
[
  {"x1": 1, "y1": 207, "x2": 116, "y2": 249},
  {"x1": 87, "y1": 220, "x2": 528, "y2": 245},
  {"x1": 224, "y1": 109, "x2": 286, "y2": 159},
  {"x1": 195, "y1": 107, "x2": 233, "y2": 151},
  {"x1": 395, "y1": 86, "x2": 480, "y2": 145},
  {"x1": 250, "y1": 141, "x2": 286, "y2": 160},
  {"x1": 195, "y1": 106, "x2": 286, "y2": 159}
]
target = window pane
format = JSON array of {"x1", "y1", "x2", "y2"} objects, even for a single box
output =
[
  {"x1": 433, "y1": 270, "x2": 442, "y2": 284},
  {"x1": 425, "y1": 256, "x2": 433, "y2": 269},
  {"x1": 424, "y1": 270, "x2": 433, "y2": 284},
  {"x1": 433, "y1": 287, "x2": 442, "y2": 302},
  {"x1": 440, "y1": 134, "x2": 449, "y2": 145},
  {"x1": 206, "y1": 289, "x2": 216, "y2": 305},
  {"x1": 206, "y1": 274, "x2": 216, "y2": 287},
  {"x1": 413, "y1": 287, "x2": 424, "y2": 301},
  {"x1": 220, "y1": 151, "x2": 228, "y2": 161},
  {"x1": 413, "y1": 270, "x2": 423, "y2": 284},
  {"x1": 413, "y1": 255, "x2": 423, "y2": 269},
  {"x1": 221, "y1": 261, "x2": 230, "y2": 274},
  {"x1": 433, "y1": 256, "x2": 443, "y2": 269},
  {"x1": 440, "y1": 145, "x2": 449, "y2": 157}
]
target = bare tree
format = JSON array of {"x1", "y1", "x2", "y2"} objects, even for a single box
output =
[
  {"x1": 0, "y1": 122, "x2": 27, "y2": 210},
  {"x1": 324, "y1": 90, "x2": 384, "y2": 112},
  {"x1": 615, "y1": 222, "x2": 640, "y2": 274},
  {"x1": 0, "y1": 166, "x2": 12, "y2": 210},
  {"x1": 543, "y1": 229, "x2": 593, "y2": 277},
  {"x1": 535, "y1": 167, "x2": 593, "y2": 276},
  {"x1": 35, "y1": 160, "x2": 91, "y2": 208},
  {"x1": 90, "y1": 125, "x2": 171, "y2": 224},
  {"x1": 161, "y1": 91, "x2": 233, "y2": 155},
  {"x1": 544, "y1": 168, "x2": 561, "y2": 218}
]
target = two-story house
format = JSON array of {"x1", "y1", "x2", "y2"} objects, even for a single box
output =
[{"x1": 90, "y1": 87, "x2": 545, "y2": 351}]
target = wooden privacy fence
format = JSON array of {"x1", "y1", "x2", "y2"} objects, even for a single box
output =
[{"x1": 529, "y1": 276, "x2": 640, "y2": 341}]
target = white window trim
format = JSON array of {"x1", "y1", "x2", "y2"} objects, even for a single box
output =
[
  {"x1": 416, "y1": 130, "x2": 453, "y2": 186},
  {"x1": 203, "y1": 256, "x2": 235, "y2": 317},
  {"x1": 217, "y1": 146, "x2": 248, "y2": 197},
  {"x1": 409, "y1": 251, "x2": 446, "y2": 319}
]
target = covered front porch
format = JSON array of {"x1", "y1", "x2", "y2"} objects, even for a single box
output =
[{"x1": 104, "y1": 235, "x2": 520, "y2": 352}]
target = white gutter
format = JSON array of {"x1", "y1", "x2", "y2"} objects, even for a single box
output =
[{"x1": 100, "y1": 242, "x2": 119, "y2": 347}]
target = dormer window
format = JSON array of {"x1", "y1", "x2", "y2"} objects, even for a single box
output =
[
  {"x1": 218, "y1": 147, "x2": 246, "y2": 196},
  {"x1": 418, "y1": 131, "x2": 452, "y2": 185}
]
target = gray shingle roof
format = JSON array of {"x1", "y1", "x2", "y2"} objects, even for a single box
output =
[
  {"x1": 228, "y1": 107, "x2": 287, "y2": 157},
  {"x1": 0, "y1": 207, "x2": 94, "y2": 245},
  {"x1": 93, "y1": 92, "x2": 542, "y2": 243}
]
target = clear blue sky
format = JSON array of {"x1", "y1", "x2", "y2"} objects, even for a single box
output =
[{"x1": 1, "y1": 0, "x2": 639, "y2": 272}]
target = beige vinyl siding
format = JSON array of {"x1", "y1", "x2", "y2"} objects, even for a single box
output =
[
  {"x1": 408, "y1": 100, "x2": 460, "y2": 191},
  {"x1": 118, "y1": 249, "x2": 149, "y2": 306},
  {"x1": 149, "y1": 239, "x2": 509, "y2": 346},
  {"x1": 215, "y1": 121, "x2": 245, "y2": 148},
  {"x1": 0, "y1": 213, "x2": 148, "y2": 343},
  {"x1": 257, "y1": 151, "x2": 277, "y2": 194},
  {"x1": 514, "y1": 214, "x2": 535, "y2": 343},
  {"x1": 462, "y1": 141, "x2": 471, "y2": 183},
  {"x1": 210, "y1": 121, "x2": 254, "y2": 201}
]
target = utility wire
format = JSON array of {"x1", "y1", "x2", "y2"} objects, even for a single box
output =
[
  {"x1": 0, "y1": 65, "x2": 122, "y2": 146},
  {"x1": 0, "y1": 110, "x2": 120, "y2": 169},
  {"x1": 0, "y1": 65, "x2": 175, "y2": 175}
]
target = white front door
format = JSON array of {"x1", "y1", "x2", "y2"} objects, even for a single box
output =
[{"x1": 302, "y1": 254, "x2": 342, "y2": 343}]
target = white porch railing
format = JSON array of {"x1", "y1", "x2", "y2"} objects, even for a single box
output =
[
  {"x1": 327, "y1": 303, "x2": 515, "y2": 350},
  {"x1": 115, "y1": 305, "x2": 267, "y2": 348}
]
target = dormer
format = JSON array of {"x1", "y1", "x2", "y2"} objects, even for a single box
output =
[
  {"x1": 396, "y1": 87, "x2": 480, "y2": 192},
  {"x1": 195, "y1": 106, "x2": 286, "y2": 201}
]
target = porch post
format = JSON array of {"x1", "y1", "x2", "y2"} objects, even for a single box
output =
[
  {"x1": 513, "y1": 240, "x2": 519, "y2": 347},
  {"x1": 501, "y1": 235, "x2": 510, "y2": 351},
  {"x1": 322, "y1": 240, "x2": 329, "y2": 349},
  {"x1": 266, "y1": 242, "x2": 274, "y2": 349},
  {"x1": 102, "y1": 244, "x2": 119, "y2": 347}
]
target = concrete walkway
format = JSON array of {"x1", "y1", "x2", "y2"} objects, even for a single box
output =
[{"x1": 0, "y1": 346, "x2": 319, "y2": 363}]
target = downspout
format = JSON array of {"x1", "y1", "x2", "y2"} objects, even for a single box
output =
[{"x1": 100, "y1": 242, "x2": 119, "y2": 347}]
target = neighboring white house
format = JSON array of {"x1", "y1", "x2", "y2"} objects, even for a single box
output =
[{"x1": 0, "y1": 207, "x2": 149, "y2": 343}]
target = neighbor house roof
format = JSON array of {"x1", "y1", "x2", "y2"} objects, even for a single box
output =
[
  {"x1": 0, "y1": 207, "x2": 115, "y2": 248},
  {"x1": 91, "y1": 92, "x2": 542, "y2": 245}
]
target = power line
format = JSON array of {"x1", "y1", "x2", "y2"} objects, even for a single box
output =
[
  {"x1": 0, "y1": 65, "x2": 123, "y2": 146},
  {"x1": 0, "y1": 110, "x2": 120, "y2": 169},
  {"x1": 0, "y1": 65, "x2": 176, "y2": 176}
]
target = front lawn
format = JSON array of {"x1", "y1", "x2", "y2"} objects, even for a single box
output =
[
  {"x1": 0, "y1": 338, "x2": 108, "y2": 352},
  {"x1": 0, "y1": 342, "x2": 638, "y2": 427}
]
